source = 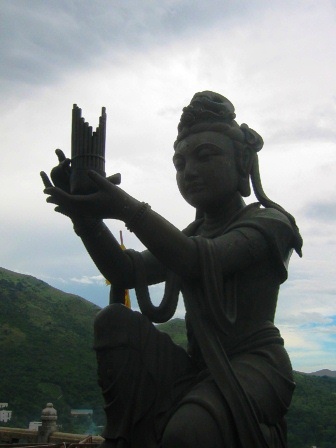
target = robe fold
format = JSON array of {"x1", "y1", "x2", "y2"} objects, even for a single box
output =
[{"x1": 94, "y1": 203, "x2": 296, "y2": 447}]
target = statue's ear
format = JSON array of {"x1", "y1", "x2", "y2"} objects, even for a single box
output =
[{"x1": 235, "y1": 147, "x2": 254, "y2": 197}]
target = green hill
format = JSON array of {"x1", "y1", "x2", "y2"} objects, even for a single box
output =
[
  {"x1": 287, "y1": 373, "x2": 336, "y2": 448},
  {"x1": 1, "y1": 267, "x2": 335, "y2": 446},
  {"x1": 156, "y1": 317, "x2": 187, "y2": 349},
  {"x1": 0, "y1": 267, "x2": 103, "y2": 431}
]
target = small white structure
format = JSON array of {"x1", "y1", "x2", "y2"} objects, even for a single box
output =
[
  {"x1": 29, "y1": 422, "x2": 42, "y2": 431},
  {"x1": 70, "y1": 409, "x2": 93, "y2": 417},
  {"x1": 0, "y1": 403, "x2": 12, "y2": 423}
]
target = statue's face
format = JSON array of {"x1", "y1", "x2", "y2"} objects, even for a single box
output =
[{"x1": 173, "y1": 131, "x2": 240, "y2": 212}]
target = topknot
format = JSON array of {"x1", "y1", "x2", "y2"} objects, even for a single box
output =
[{"x1": 174, "y1": 91, "x2": 263, "y2": 152}]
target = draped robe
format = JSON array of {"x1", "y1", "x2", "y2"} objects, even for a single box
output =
[{"x1": 94, "y1": 203, "x2": 296, "y2": 447}]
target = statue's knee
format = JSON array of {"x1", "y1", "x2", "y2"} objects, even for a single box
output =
[
  {"x1": 162, "y1": 404, "x2": 222, "y2": 448},
  {"x1": 94, "y1": 304, "x2": 134, "y2": 348},
  {"x1": 94, "y1": 303, "x2": 131, "y2": 329}
]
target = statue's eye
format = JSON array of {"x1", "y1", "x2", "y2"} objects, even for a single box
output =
[
  {"x1": 197, "y1": 150, "x2": 211, "y2": 161},
  {"x1": 197, "y1": 146, "x2": 222, "y2": 160}
]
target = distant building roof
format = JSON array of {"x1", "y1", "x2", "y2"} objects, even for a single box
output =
[{"x1": 70, "y1": 409, "x2": 93, "y2": 416}]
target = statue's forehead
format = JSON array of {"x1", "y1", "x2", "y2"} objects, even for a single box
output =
[{"x1": 174, "y1": 131, "x2": 232, "y2": 155}]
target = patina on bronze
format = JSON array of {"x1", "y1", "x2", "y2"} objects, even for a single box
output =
[{"x1": 41, "y1": 91, "x2": 302, "y2": 448}]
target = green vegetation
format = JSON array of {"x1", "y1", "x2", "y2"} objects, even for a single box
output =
[
  {"x1": 0, "y1": 267, "x2": 335, "y2": 446},
  {"x1": 287, "y1": 373, "x2": 336, "y2": 448},
  {"x1": 157, "y1": 318, "x2": 187, "y2": 349},
  {"x1": 0, "y1": 267, "x2": 103, "y2": 431}
]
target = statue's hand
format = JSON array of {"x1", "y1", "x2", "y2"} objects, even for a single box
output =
[
  {"x1": 41, "y1": 170, "x2": 131, "y2": 221},
  {"x1": 48, "y1": 149, "x2": 71, "y2": 192}
]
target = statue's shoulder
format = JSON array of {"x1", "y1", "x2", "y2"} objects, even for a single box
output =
[
  {"x1": 235, "y1": 203, "x2": 293, "y2": 230},
  {"x1": 226, "y1": 203, "x2": 297, "y2": 256},
  {"x1": 182, "y1": 218, "x2": 204, "y2": 236}
]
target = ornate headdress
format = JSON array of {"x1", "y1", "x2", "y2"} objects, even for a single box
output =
[
  {"x1": 174, "y1": 91, "x2": 263, "y2": 152},
  {"x1": 175, "y1": 91, "x2": 302, "y2": 257}
]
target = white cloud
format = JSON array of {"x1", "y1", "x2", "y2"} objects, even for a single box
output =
[{"x1": 70, "y1": 275, "x2": 105, "y2": 285}]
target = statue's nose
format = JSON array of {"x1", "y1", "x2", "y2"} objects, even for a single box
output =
[{"x1": 183, "y1": 160, "x2": 198, "y2": 180}]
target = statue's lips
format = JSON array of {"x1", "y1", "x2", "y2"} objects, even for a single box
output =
[{"x1": 185, "y1": 183, "x2": 205, "y2": 194}]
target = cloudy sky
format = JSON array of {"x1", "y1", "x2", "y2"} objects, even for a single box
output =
[{"x1": 1, "y1": 0, "x2": 335, "y2": 373}]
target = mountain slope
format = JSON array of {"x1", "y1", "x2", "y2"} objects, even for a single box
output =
[
  {"x1": 287, "y1": 372, "x2": 336, "y2": 447},
  {"x1": 0, "y1": 267, "x2": 102, "y2": 428},
  {"x1": 308, "y1": 369, "x2": 336, "y2": 378}
]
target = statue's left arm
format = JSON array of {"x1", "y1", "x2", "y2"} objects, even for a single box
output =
[{"x1": 42, "y1": 170, "x2": 202, "y2": 277}]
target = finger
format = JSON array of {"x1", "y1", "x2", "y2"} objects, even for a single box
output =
[
  {"x1": 46, "y1": 193, "x2": 72, "y2": 209},
  {"x1": 40, "y1": 171, "x2": 53, "y2": 188},
  {"x1": 46, "y1": 196, "x2": 60, "y2": 205},
  {"x1": 87, "y1": 170, "x2": 113, "y2": 190},
  {"x1": 54, "y1": 206, "x2": 72, "y2": 217},
  {"x1": 55, "y1": 148, "x2": 66, "y2": 163},
  {"x1": 44, "y1": 186, "x2": 70, "y2": 200},
  {"x1": 55, "y1": 203, "x2": 94, "y2": 219},
  {"x1": 106, "y1": 173, "x2": 121, "y2": 185}
]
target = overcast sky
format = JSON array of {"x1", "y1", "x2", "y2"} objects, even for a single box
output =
[{"x1": 1, "y1": 0, "x2": 335, "y2": 373}]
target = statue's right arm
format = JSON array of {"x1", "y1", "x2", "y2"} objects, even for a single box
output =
[
  {"x1": 74, "y1": 219, "x2": 166, "y2": 289},
  {"x1": 41, "y1": 150, "x2": 165, "y2": 289},
  {"x1": 74, "y1": 219, "x2": 133, "y2": 287}
]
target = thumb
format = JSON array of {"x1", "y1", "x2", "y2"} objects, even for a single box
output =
[
  {"x1": 87, "y1": 170, "x2": 112, "y2": 190},
  {"x1": 55, "y1": 148, "x2": 66, "y2": 163},
  {"x1": 106, "y1": 173, "x2": 121, "y2": 185}
]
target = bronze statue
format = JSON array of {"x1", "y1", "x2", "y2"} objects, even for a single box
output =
[{"x1": 41, "y1": 91, "x2": 302, "y2": 448}]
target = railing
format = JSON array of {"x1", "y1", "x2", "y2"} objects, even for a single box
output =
[{"x1": 0, "y1": 427, "x2": 103, "y2": 446}]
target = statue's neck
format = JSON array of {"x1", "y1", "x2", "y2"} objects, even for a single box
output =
[{"x1": 198, "y1": 194, "x2": 246, "y2": 237}]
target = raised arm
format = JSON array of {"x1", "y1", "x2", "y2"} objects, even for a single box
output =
[
  {"x1": 41, "y1": 155, "x2": 168, "y2": 288},
  {"x1": 42, "y1": 170, "x2": 201, "y2": 279},
  {"x1": 73, "y1": 219, "x2": 133, "y2": 286},
  {"x1": 40, "y1": 151, "x2": 135, "y2": 288},
  {"x1": 42, "y1": 169, "x2": 281, "y2": 283}
]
